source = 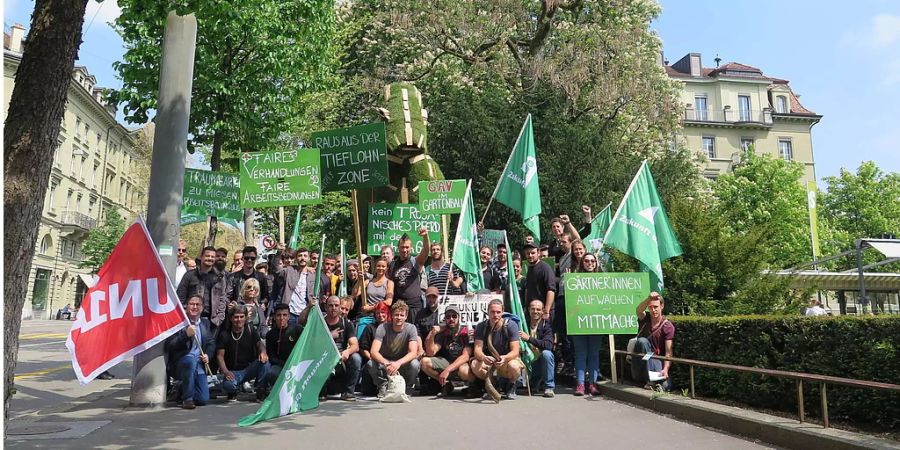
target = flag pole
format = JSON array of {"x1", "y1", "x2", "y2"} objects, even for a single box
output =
[
  {"x1": 602, "y1": 160, "x2": 647, "y2": 244},
  {"x1": 289, "y1": 205, "x2": 302, "y2": 248},
  {"x1": 351, "y1": 189, "x2": 368, "y2": 306},
  {"x1": 480, "y1": 113, "x2": 531, "y2": 224},
  {"x1": 278, "y1": 206, "x2": 285, "y2": 245}
]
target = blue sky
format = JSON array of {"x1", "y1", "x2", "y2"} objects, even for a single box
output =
[{"x1": 5, "y1": 0, "x2": 899, "y2": 182}]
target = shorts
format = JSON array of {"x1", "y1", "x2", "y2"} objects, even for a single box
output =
[{"x1": 429, "y1": 357, "x2": 452, "y2": 371}]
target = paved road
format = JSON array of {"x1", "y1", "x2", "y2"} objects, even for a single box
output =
[{"x1": 8, "y1": 320, "x2": 773, "y2": 449}]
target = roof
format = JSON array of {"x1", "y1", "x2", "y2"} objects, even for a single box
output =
[{"x1": 769, "y1": 270, "x2": 900, "y2": 291}]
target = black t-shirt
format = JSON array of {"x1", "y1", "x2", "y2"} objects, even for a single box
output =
[
  {"x1": 265, "y1": 324, "x2": 303, "y2": 367},
  {"x1": 390, "y1": 257, "x2": 422, "y2": 303},
  {"x1": 415, "y1": 306, "x2": 441, "y2": 339},
  {"x1": 216, "y1": 326, "x2": 261, "y2": 371},
  {"x1": 474, "y1": 319, "x2": 520, "y2": 356},
  {"x1": 359, "y1": 323, "x2": 379, "y2": 353},
  {"x1": 524, "y1": 260, "x2": 556, "y2": 305},
  {"x1": 326, "y1": 317, "x2": 356, "y2": 351}
]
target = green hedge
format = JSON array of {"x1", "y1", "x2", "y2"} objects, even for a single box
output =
[{"x1": 606, "y1": 316, "x2": 900, "y2": 430}]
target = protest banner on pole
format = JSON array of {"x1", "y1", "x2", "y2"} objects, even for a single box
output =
[
  {"x1": 367, "y1": 203, "x2": 441, "y2": 254},
  {"x1": 240, "y1": 149, "x2": 322, "y2": 208},
  {"x1": 437, "y1": 293, "x2": 504, "y2": 329},
  {"x1": 181, "y1": 169, "x2": 242, "y2": 221},
  {"x1": 563, "y1": 272, "x2": 649, "y2": 335},
  {"x1": 311, "y1": 123, "x2": 388, "y2": 192},
  {"x1": 418, "y1": 179, "x2": 466, "y2": 214}
]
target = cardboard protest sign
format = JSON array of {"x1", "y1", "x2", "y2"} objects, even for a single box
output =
[
  {"x1": 311, "y1": 123, "x2": 388, "y2": 192},
  {"x1": 563, "y1": 272, "x2": 649, "y2": 335},
  {"x1": 182, "y1": 169, "x2": 242, "y2": 220},
  {"x1": 418, "y1": 179, "x2": 466, "y2": 214},
  {"x1": 480, "y1": 229, "x2": 505, "y2": 256},
  {"x1": 240, "y1": 149, "x2": 321, "y2": 208},
  {"x1": 367, "y1": 203, "x2": 441, "y2": 254},
  {"x1": 437, "y1": 293, "x2": 504, "y2": 328}
]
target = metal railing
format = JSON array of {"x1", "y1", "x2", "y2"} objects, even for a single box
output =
[
  {"x1": 59, "y1": 210, "x2": 97, "y2": 230},
  {"x1": 615, "y1": 350, "x2": 900, "y2": 428},
  {"x1": 683, "y1": 108, "x2": 772, "y2": 124}
]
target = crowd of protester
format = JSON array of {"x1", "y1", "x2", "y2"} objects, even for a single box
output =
[{"x1": 166, "y1": 205, "x2": 675, "y2": 409}]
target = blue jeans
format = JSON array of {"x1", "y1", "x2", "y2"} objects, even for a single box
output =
[
  {"x1": 288, "y1": 313, "x2": 300, "y2": 327},
  {"x1": 176, "y1": 354, "x2": 209, "y2": 405},
  {"x1": 531, "y1": 349, "x2": 555, "y2": 389},
  {"x1": 325, "y1": 353, "x2": 362, "y2": 394},
  {"x1": 222, "y1": 360, "x2": 270, "y2": 394},
  {"x1": 631, "y1": 337, "x2": 672, "y2": 391},
  {"x1": 571, "y1": 335, "x2": 601, "y2": 385}
]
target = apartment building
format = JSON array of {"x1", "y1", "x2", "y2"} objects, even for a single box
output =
[
  {"x1": 665, "y1": 52, "x2": 821, "y2": 182},
  {"x1": 4, "y1": 24, "x2": 147, "y2": 319}
]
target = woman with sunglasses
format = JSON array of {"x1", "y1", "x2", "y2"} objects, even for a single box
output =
[{"x1": 572, "y1": 253, "x2": 602, "y2": 396}]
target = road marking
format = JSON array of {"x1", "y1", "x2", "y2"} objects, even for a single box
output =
[
  {"x1": 20, "y1": 333, "x2": 68, "y2": 340},
  {"x1": 15, "y1": 365, "x2": 70, "y2": 380},
  {"x1": 19, "y1": 340, "x2": 67, "y2": 348}
]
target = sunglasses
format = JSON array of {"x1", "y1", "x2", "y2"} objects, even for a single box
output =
[
  {"x1": 584, "y1": 259, "x2": 597, "y2": 263},
  {"x1": 243, "y1": 256, "x2": 257, "y2": 261},
  {"x1": 177, "y1": 248, "x2": 186, "y2": 253},
  {"x1": 446, "y1": 314, "x2": 459, "y2": 318}
]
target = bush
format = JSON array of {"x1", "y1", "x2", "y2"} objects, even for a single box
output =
[{"x1": 606, "y1": 315, "x2": 900, "y2": 430}]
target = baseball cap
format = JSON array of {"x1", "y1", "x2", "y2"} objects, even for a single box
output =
[
  {"x1": 444, "y1": 304, "x2": 461, "y2": 317},
  {"x1": 523, "y1": 242, "x2": 538, "y2": 250},
  {"x1": 425, "y1": 286, "x2": 440, "y2": 297}
]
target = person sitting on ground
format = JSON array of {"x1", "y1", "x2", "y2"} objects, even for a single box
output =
[
  {"x1": 422, "y1": 305, "x2": 473, "y2": 397},
  {"x1": 216, "y1": 305, "x2": 270, "y2": 402},
  {"x1": 264, "y1": 304, "x2": 303, "y2": 393},
  {"x1": 358, "y1": 301, "x2": 390, "y2": 396},
  {"x1": 414, "y1": 286, "x2": 444, "y2": 394},
  {"x1": 632, "y1": 292, "x2": 675, "y2": 391},
  {"x1": 520, "y1": 299, "x2": 555, "y2": 398},
  {"x1": 470, "y1": 299, "x2": 525, "y2": 400},
  {"x1": 367, "y1": 300, "x2": 421, "y2": 397},
  {"x1": 165, "y1": 295, "x2": 215, "y2": 409},
  {"x1": 426, "y1": 243, "x2": 465, "y2": 295},
  {"x1": 321, "y1": 296, "x2": 361, "y2": 401}
]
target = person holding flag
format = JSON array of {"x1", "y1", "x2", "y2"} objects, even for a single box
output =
[
  {"x1": 602, "y1": 160, "x2": 682, "y2": 292},
  {"x1": 483, "y1": 114, "x2": 542, "y2": 242},
  {"x1": 165, "y1": 294, "x2": 215, "y2": 409}
]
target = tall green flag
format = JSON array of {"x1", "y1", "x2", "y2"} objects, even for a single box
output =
[
  {"x1": 503, "y1": 231, "x2": 534, "y2": 367},
  {"x1": 603, "y1": 161, "x2": 682, "y2": 292},
  {"x1": 312, "y1": 234, "x2": 326, "y2": 301},
  {"x1": 289, "y1": 205, "x2": 302, "y2": 249},
  {"x1": 492, "y1": 114, "x2": 541, "y2": 242},
  {"x1": 453, "y1": 181, "x2": 484, "y2": 292},
  {"x1": 583, "y1": 202, "x2": 613, "y2": 254},
  {"x1": 338, "y1": 239, "x2": 348, "y2": 296},
  {"x1": 238, "y1": 303, "x2": 340, "y2": 427}
]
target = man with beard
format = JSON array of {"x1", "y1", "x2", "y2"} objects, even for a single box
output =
[
  {"x1": 520, "y1": 299, "x2": 556, "y2": 397},
  {"x1": 264, "y1": 304, "x2": 303, "y2": 392},
  {"x1": 470, "y1": 299, "x2": 524, "y2": 401},
  {"x1": 215, "y1": 248, "x2": 229, "y2": 272},
  {"x1": 421, "y1": 305, "x2": 472, "y2": 397},
  {"x1": 321, "y1": 296, "x2": 361, "y2": 401},
  {"x1": 271, "y1": 245, "x2": 316, "y2": 326},
  {"x1": 216, "y1": 305, "x2": 269, "y2": 401},
  {"x1": 177, "y1": 246, "x2": 230, "y2": 331},
  {"x1": 388, "y1": 228, "x2": 430, "y2": 323},
  {"x1": 368, "y1": 301, "x2": 420, "y2": 396},
  {"x1": 229, "y1": 246, "x2": 270, "y2": 307},
  {"x1": 523, "y1": 243, "x2": 557, "y2": 322}
]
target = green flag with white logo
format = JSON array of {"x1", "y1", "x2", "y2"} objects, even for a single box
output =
[
  {"x1": 603, "y1": 161, "x2": 682, "y2": 292},
  {"x1": 237, "y1": 303, "x2": 340, "y2": 427},
  {"x1": 583, "y1": 202, "x2": 613, "y2": 254},
  {"x1": 493, "y1": 114, "x2": 541, "y2": 242},
  {"x1": 453, "y1": 181, "x2": 484, "y2": 292},
  {"x1": 503, "y1": 231, "x2": 534, "y2": 367}
]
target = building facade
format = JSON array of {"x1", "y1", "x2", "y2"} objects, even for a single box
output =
[
  {"x1": 665, "y1": 53, "x2": 822, "y2": 182},
  {"x1": 4, "y1": 24, "x2": 147, "y2": 320}
]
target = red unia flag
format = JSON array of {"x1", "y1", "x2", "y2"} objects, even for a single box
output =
[{"x1": 66, "y1": 218, "x2": 188, "y2": 384}]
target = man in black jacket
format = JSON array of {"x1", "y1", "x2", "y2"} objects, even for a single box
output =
[
  {"x1": 165, "y1": 295, "x2": 215, "y2": 409},
  {"x1": 177, "y1": 246, "x2": 230, "y2": 330},
  {"x1": 264, "y1": 304, "x2": 303, "y2": 391},
  {"x1": 520, "y1": 299, "x2": 556, "y2": 397},
  {"x1": 229, "y1": 246, "x2": 270, "y2": 304}
]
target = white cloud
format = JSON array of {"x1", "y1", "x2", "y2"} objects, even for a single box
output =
[
  {"x1": 840, "y1": 13, "x2": 900, "y2": 48},
  {"x1": 84, "y1": 0, "x2": 121, "y2": 28}
]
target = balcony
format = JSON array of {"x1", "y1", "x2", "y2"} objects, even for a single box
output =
[
  {"x1": 59, "y1": 210, "x2": 97, "y2": 231},
  {"x1": 683, "y1": 107, "x2": 773, "y2": 128}
]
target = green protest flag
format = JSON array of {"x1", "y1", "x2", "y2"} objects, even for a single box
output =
[
  {"x1": 603, "y1": 161, "x2": 682, "y2": 292},
  {"x1": 452, "y1": 181, "x2": 484, "y2": 292},
  {"x1": 240, "y1": 149, "x2": 322, "y2": 208},
  {"x1": 311, "y1": 122, "x2": 389, "y2": 192},
  {"x1": 289, "y1": 205, "x2": 302, "y2": 249},
  {"x1": 583, "y1": 202, "x2": 613, "y2": 254},
  {"x1": 418, "y1": 179, "x2": 467, "y2": 214},
  {"x1": 563, "y1": 272, "x2": 649, "y2": 335},
  {"x1": 182, "y1": 169, "x2": 243, "y2": 220},
  {"x1": 312, "y1": 234, "x2": 326, "y2": 300},
  {"x1": 237, "y1": 303, "x2": 340, "y2": 427},
  {"x1": 338, "y1": 239, "x2": 348, "y2": 296},
  {"x1": 503, "y1": 232, "x2": 534, "y2": 366},
  {"x1": 491, "y1": 114, "x2": 541, "y2": 242}
]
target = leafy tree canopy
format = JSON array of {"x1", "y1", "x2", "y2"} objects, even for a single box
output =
[{"x1": 79, "y1": 209, "x2": 126, "y2": 273}]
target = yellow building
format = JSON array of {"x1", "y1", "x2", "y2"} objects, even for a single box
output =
[
  {"x1": 665, "y1": 52, "x2": 821, "y2": 182},
  {"x1": 4, "y1": 24, "x2": 147, "y2": 320}
]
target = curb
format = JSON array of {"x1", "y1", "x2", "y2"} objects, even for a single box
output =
[{"x1": 598, "y1": 382, "x2": 899, "y2": 450}]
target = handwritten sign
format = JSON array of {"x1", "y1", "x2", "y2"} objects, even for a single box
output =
[
  {"x1": 563, "y1": 272, "x2": 649, "y2": 335},
  {"x1": 240, "y1": 149, "x2": 321, "y2": 208},
  {"x1": 418, "y1": 179, "x2": 466, "y2": 214},
  {"x1": 182, "y1": 169, "x2": 242, "y2": 220},
  {"x1": 367, "y1": 203, "x2": 441, "y2": 254},
  {"x1": 437, "y1": 293, "x2": 504, "y2": 328},
  {"x1": 480, "y1": 229, "x2": 505, "y2": 256},
  {"x1": 311, "y1": 123, "x2": 388, "y2": 191}
]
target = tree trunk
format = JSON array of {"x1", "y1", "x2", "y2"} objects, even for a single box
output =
[
  {"x1": 205, "y1": 126, "x2": 225, "y2": 246},
  {"x1": 244, "y1": 208, "x2": 255, "y2": 244},
  {"x1": 3, "y1": 0, "x2": 88, "y2": 426}
]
